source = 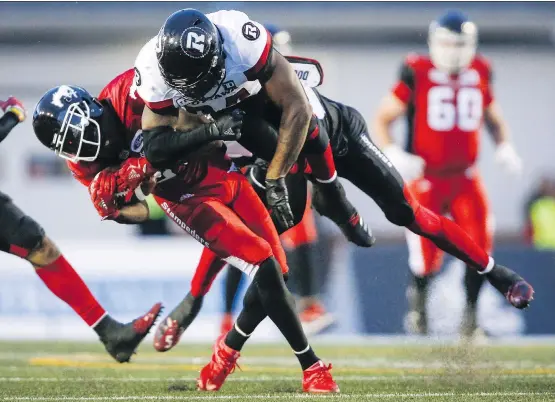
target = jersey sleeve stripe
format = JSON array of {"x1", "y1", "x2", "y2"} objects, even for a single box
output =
[
  {"x1": 392, "y1": 81, "x2": 412, "y2": 104},
  {"x1": 244, "y1": 29, "x2": 273, "y2": 81},
  {"x1": 144, "y1": 98, "x2": 174, "y2": 110}
]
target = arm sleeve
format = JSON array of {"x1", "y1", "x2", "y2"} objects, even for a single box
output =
[
  {"x1": 0, "y1": 112, "x2": 20, "y2": 144},
  {"x1": 142, "y1": 124, "x2": 218, "y2": 169},
  {"x1": 391, "y1": 62, "x2": 416, "y2": 104}
]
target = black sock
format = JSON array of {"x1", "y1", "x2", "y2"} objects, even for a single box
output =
[
  {"x1": 225, "y1": 283, "x2": 266, "y2": 351},
  {"x1": 294, "y1": 346, "x2": 319, "y2": 371},
  {"x1": 254, "y1": 257, "x2": 318, "y2": 366},
  {"x1": 170, "y1": 292, "x2": 204, "y2": 329},
  {"x1": 93, "y1": 315, "x2": 117, "y2": 338},
  {"x1": 464, "y1": 265, "x2": 485, "y2": 309},
  {"x1": 224, "y1": 266, "x2": 244, "y2": 314}
]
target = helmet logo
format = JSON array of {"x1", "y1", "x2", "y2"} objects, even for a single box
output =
[
  {"x1": 242, "y1": 22, "x2": 260, "y2": 41},
  {"x1": 51, "y1": 85, "x2": 78, "y2": 108},
  {"x1": 181, "y1": 27, "x2": 210, "y2": 59}
]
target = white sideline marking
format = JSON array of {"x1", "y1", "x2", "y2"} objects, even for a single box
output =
[
  {"x1": 3, "y1": 392, "x2": 555, "y2": 401},
  {"x1": 0, "y1": 374, "x2": 554, "y2": 383}
]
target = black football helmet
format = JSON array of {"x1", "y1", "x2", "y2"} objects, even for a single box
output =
[
  {"x1": 156, "y1": 9, "x2": 226, "y2": 100},
  {"x1": 33, "y1": 85, "x2": 104, "y2": 162}
]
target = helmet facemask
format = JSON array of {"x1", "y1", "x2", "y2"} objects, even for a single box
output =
[
  {"x1": 54, "y1": 100, "x2": 103, "y2": 163},
  {"x1": 428, "y1": 21, "x2": 477, "y2": 74}
]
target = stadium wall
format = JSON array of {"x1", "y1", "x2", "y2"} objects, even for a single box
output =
[{"x1": 0, "y1": 239, "x2": 551, "y2": 341}]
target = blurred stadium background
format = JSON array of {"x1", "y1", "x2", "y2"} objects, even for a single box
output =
[{"x1": 0, "y1": 1, "x2": 555, "y2": 342}]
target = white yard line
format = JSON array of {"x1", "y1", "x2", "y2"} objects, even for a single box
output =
[{"x1": 3, "y1": 392, "x2": 555, "y2": 401}]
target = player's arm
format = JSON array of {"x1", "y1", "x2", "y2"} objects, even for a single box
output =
[
  {"x1": 141, "y1": 107, "x2": 242, "y2": 169},
  {"x1": 0, "y1": 97, "x2": 26, "y2": 143},
  {"x1": 372, "y1": 61, "x2": 424, "y2": 180},
  {"x1": 483, "y1": 71, "x2": 522, "y2": 176},
  {"x1": 114, "y1": 200, "x2": 150, "y2": 224},
  {"x1": 261, "y1": 51, "x2": 312, "y2": 180}
]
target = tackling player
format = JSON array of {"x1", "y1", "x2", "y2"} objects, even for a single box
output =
[
  {"x1": 134, "y1": 8, "x2": 374, "y2": 249},
  {"x1": 32, "y1": 73, "x2": 339, "y2": 393},
  {"x1": 220, "y1": 23, "x2": 334, "y2": 336},
  {"x1": 0, "y1": 96, "x2": 161, "y2": 362},
  {"x1": 373, "y1": 10, "x2": 523, "y2": 337}
]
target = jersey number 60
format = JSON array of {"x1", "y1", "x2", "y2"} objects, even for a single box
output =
[{"x1": 427, "y1": 86, "x2": 483, "y2": 132}]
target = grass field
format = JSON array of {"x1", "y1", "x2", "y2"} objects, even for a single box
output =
[{"x1": 1, "y1": 340, "x2": 555, "y2": 401}]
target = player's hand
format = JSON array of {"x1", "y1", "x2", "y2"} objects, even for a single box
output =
[
  {"x1": 115, "y1": 157, "x2": 157, "y2": 203},
  {"x1": 495, "y1": 142, "x2": 522, "y2": 177},
  {"x1": 89, "y1": 169, "x2": 120, "y2": 220},
  {"x1": 0, "y1": 97, "x2": 26, "y2": 122},
  {"x1": 383, "y1": 144, "x2": 425, "y2": 182},
  {"x1": 266, "y1": 177, "x2": 295, "y2": 230},
  {"x1": 209, "y1": 109, "x2": 244, "y2": 141}
]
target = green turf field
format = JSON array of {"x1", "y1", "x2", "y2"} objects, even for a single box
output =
[{"x1": 1, "y1": 340, "x2": 555, "y2": 401}]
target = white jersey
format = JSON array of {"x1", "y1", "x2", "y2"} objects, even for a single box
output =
[{"x1": 134, "y1": 10, "x2": 272, "y2": 115}]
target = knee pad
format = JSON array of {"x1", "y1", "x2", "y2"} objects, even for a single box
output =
[{"x1": 11, "y1": 216, "x2": 45, "y2": 253}]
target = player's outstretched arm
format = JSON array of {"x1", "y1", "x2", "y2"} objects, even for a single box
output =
[
  {"x1": 263, "y1": 52, "x2": 312, "y2": 180},
  {"x1": 0, "y1": 97, "x2": 26, "y2": 143},
  {"x1": 485, "y1": 101, "x2": 522, "y2": 176}
]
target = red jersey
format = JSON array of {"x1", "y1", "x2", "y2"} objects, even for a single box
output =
[
  {"x1": 67, "y1": 69, "x2": 145, "y2": 186},
  {"x1": 392, "y1": 53, "x2": 494, "y2": 175}
]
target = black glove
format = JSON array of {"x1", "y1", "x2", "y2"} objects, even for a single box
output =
[
  {"x1": 265, "y1": 177, "x2": 295, "y2": 230},
  {"x1": 208, "y1": 109, "x2": 244, "y2": 141}
]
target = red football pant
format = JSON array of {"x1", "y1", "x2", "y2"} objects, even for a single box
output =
[
  {"x1": 154, "y1": 165, "x2": 288, "y2": 297},
  {"x1": 405, "y1": 173, "x2": 493, "y2": 276}
]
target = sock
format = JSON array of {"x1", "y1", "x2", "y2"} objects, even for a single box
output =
[
  {"x1": 35, "y1": 255, "x2": 106, "y2": 326},
  {"x1": 464, "y1": 265, "x2": 486, "y2": 309},
  {"x1": 293, "y1": 345, "x2": 320, "y2": 371},
  {"x1": 306, "y1": 144, "x2": 337, "y2": 183},
  {"x1": 404, "y1": 187, "x2": 490, "y2": 271},
  {"x1": 225, "y1": 283, "x2": 266, "y2": 351},
  {"x1": 224, "y1": 266, "x2": 244, "y2": 314}
]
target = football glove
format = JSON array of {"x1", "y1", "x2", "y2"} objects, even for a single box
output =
[
  {"x1": 0, "y1": 97, "x2": 26, "y2": 123},
  {"x1": 266, "y1": 177, "x2": 295, "y2": 230},
  {"x1": 89, "y1": 169, "x2": 120, "y2": 220},
  {"x1": 383, "y1": 144, "x2": 425, "y2": 182},
  {"x1": 209, "y1": 109, "x2": 244, "y2": 141},
  {"x1": 115, "y1": 157, "x2": 157, "y2": 203},
  {"x1": 495, "y1": 142, "x2": 522, "y2": 177}
]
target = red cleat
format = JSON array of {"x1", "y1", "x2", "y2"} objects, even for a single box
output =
[
  {"x1": 299, "y1": 302, "x2": 335, "y2": 336},
  {"x1": 197, "y1": 335, "x2": 240, "y2": 391},
  {"x1": 302, "y1": 361, "x2": 340, "y2": 393},
  {"x1": 153, "y1": 317, "x2": 183, "y2": 352},
  {"x1": 220, "y1": 313, "x2": 234, "y2": 336}
]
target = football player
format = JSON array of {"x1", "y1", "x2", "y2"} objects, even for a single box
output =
[
  {"x1": 220, "y1": 24, "x2": 334, "y2": 336},
  {"x1": 373, "y1": 10, "x2": 523, "y2": 337},
  {"x1": 32, "y1": 73, "x2": 339, "y2": 393},
  {"x1": 0, "y1": 96, "x2": 161, "y2": 362},
  {"x1": 134, "y1": 9, "x2": 374, "y2": 250}
]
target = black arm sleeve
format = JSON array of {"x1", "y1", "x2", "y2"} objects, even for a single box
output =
[
  {"x1": 0, "y1": 112, "x2": 20, "y2": 144},
  {"x1": 142, "y1": 124, "x2": 219, "y2": 169}
]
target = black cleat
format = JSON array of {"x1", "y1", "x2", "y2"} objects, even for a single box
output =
[
  {"x1": 96, "y1": 303, "x2": 163, "y2": 363},
  {"x1": 485, "y1": 265, "x2": 534, "y2": 309},
  {"x1": 312, "y1": 179, "x2": 375, "y2": 247}
]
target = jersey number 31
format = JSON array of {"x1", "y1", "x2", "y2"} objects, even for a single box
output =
[{"x1": 427, "y1": 86, "x2": 483, "y2": 132}]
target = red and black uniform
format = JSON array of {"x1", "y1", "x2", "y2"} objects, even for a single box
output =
[
  {"x1": 67, "y1": 69, "x2": 289, "y2": 297},
  {"x1": 392, "y1": 53, "x2": 494, "y2": 275}
]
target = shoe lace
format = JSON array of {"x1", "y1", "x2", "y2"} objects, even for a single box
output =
[
  {"x1": 212, "y1": 349, "x2": 241, "y2": 381},
  {"x1": 310, "y1": 363, "x2": 333, "y2": 386}
]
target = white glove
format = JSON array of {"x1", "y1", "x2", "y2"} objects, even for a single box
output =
[
  {"x1": 383, "y1": 144, "x2": 425, "y2": 182},
  {"x1": 495, "y1": 142, "x2": 522, "y2": 177}
]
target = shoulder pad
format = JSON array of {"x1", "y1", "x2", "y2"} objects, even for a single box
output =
[{"x1": 285, "y1": 56, "x2": 323, "y2": 88}]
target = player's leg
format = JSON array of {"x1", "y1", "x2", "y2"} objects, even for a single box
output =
[
  {"x1": 450, "y1": 175, "x2": 493, "y2": 337},
  {"x1": 335, "y1": 107, "x2": 533, "y2": 308},
  {"x1": 282, "y1": 198, "x2": 334, "y2": 335},
  {"x1": 153, "y1": 246, "x2": 227, "y2": 352},
  {"x1": 0, "y1": 192, "x2": 161, "y2": 362},
  {"x1": 403, "y1": 178, "x2": 445, "y2": 335},
  {"x1": 239, "y1": 100, "x2": 373, "y2": 247}
]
